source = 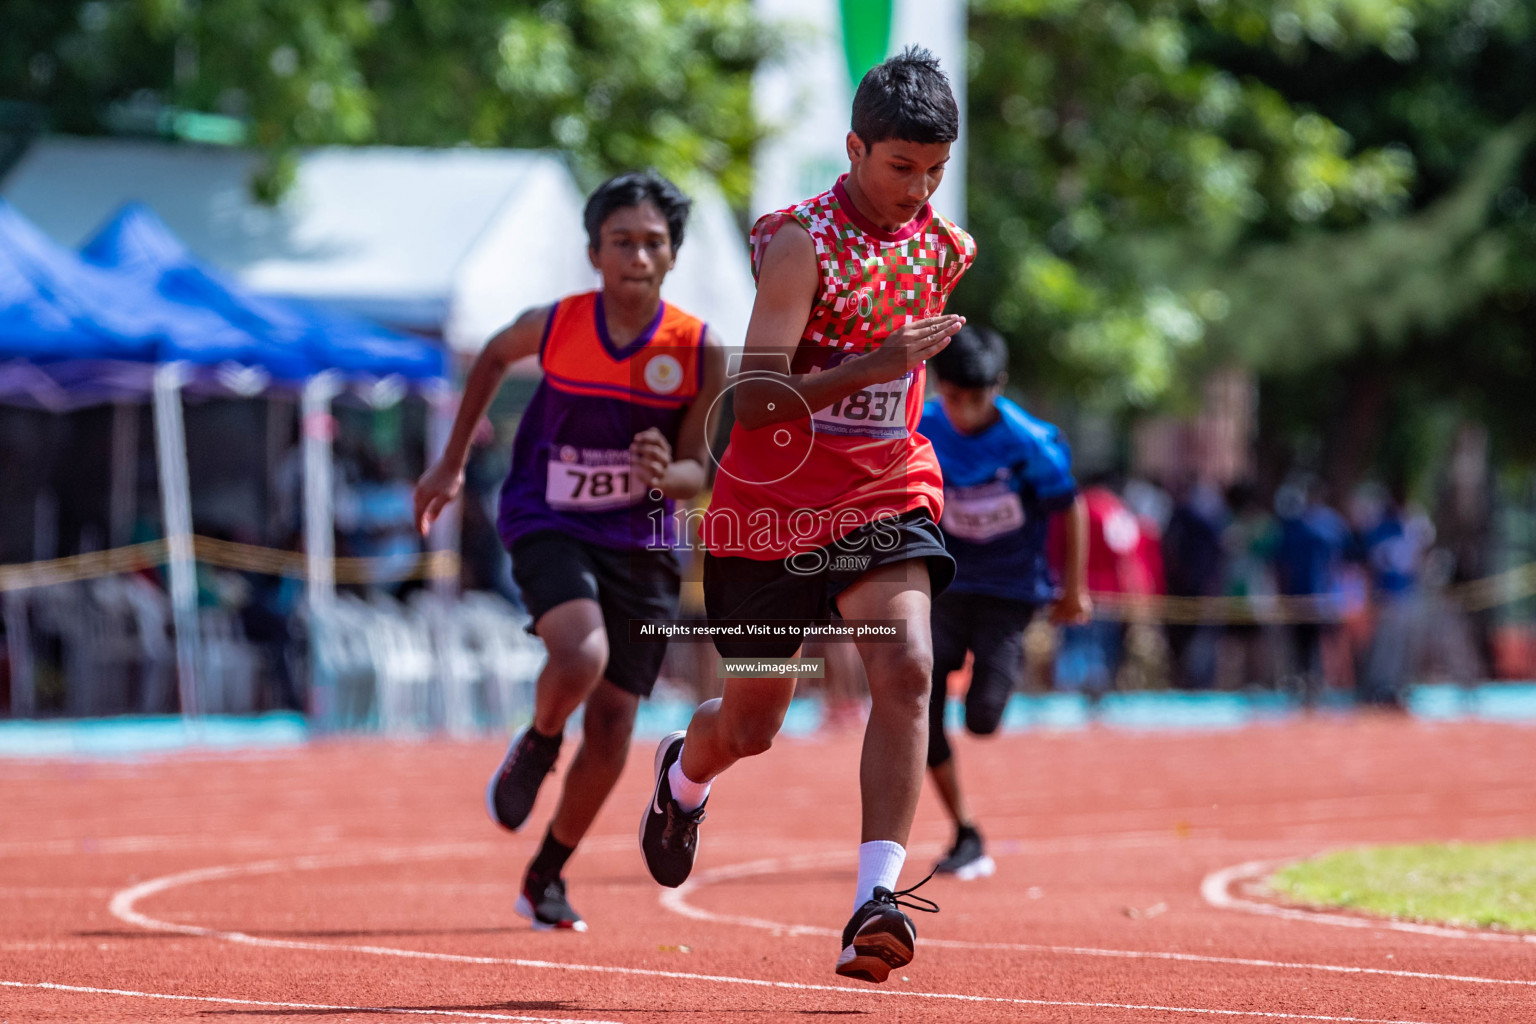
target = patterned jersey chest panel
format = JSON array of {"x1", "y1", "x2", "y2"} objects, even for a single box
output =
[{"x1": 750, "y1": 188, "x2": 976, "y2": 352}]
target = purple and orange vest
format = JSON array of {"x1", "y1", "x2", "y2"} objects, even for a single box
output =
[{"x1": 498, "y1": 291, "x2": 708, "y2": 550}]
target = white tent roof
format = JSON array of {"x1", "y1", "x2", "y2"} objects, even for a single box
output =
[{"x1": 1, "y1": 137, "x2": 754, "y2": 354}]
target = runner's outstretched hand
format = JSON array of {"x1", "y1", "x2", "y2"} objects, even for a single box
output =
[{"x1": 858, "y1": 314, "x2": 965, "y2": 384}]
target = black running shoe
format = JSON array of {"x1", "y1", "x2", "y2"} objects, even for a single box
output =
[
  {"x1": 835, "y1": 873, "x2": 940, "y2": 983},
  {"x1": 639, "y1": 730, "x2": 706, "y2": 888},
  {"x1": 934, "y1": 825, "x2": 996, "y2": 881},
  {"x1": 515, "y1": 870, "x2": 587, "y2": 932},
  {"x1": 485, "y1": 727, "x2": 561, "y2": 832}
]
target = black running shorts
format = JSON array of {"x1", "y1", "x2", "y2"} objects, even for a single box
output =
[
  {"x1": 509, "y1": 530, "x2": 679, "y2": 697},
  {"x1": 931, "y1": 590, "x2": 1038, "y2": 736},
  {"x1": 702, "y1": 510, "x2": 956, "y2": 660}
]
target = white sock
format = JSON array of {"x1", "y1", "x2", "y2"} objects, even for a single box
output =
[
  {"x1": 667, "y1": 754, "x2": 711, "y2": 812},
  {"x1": 854, "y1": 840, "x2": 907, "y2": 914}
]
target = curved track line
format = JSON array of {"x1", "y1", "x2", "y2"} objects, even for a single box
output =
[
  {"x1": 0, "y1": 831, "x2": 344, "y2": 858},
  {"x1": 658, "y1": 832, "x2": 1192, "y2": 937},
  {"x1": 1202, "y1": 859, "x2": 1536, "y2": 945},
  {"x1": 0, "y1": 979, "x2": 620, "y2": 1024},
  {"x1": 107, "y1": 843, "x2": 1445, "y2": 1023},
  {"x1": 661, "y1": 843, "x2": 1536, "y2": 990}
]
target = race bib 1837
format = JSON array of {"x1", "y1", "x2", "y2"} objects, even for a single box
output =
[
  {"x1": 809, "y1": 352, "x2": 911, "y2": 439},
  {"x1": 545, "y1": 447, "x2": 638, "y2": 511}
]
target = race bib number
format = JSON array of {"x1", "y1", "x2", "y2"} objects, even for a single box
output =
[
  {"x1": 545, "y1": 448, "x2": 638, "y2": 511},
  {"x1": 810, "y1": 358, "x2": 911, "y2": 439},
  {"x1": 942, "y1": 482, "x2": 1025, "y2": 543}
]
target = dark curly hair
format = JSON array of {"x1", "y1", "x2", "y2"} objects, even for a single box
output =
[
  {"x1": 583, "y1": 170, "x2": 693, "y2": 252},
  {"x1": 931, "y1": 325, "x2": 1008, "y2": 388},
  {"x1": 851, "y1": 45, "x2": 959, "y2": 146}
]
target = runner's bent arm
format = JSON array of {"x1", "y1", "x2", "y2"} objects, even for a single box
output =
[
  {"x1": 733, "y1": 223, "x2": 964, "y2": 432},
  {"x1": 414, "y1": 306, "x2": 550, "y2": 535},
  {"x1": 631, "y1": 328, "x2": 727, "y2": 499},
  {"x1": 1051, "y1": 494, "x2": 1093, "y2": 625}
]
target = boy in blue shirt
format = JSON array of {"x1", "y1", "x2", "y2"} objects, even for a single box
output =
[{"x1": 919, "y1": 326, "x2": 1090, "y2": 878}]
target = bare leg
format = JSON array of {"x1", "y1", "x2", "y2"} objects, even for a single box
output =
[
  {"x1": 678, "y1": 672, "x2": 798, "y2": 784},
  {"x1": 548, "y1": 680, "x2": 639, "y2": 848},
  {"x1": 530, "y1": 599, "x2": 609, "y2": 735},
  {"x1": 809, "y1": 639, "x2": 869, "y2": 731},
  {"x1": 837, "y1": 560, "x2": 933, "y2": 846},
  {"x1": 928, "y1": 755, "x2": 973, "y2": 829}
]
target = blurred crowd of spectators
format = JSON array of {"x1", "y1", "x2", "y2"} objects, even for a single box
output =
[
  {"x1": 1044, "y1": 472, "x2": 1485, "y2": 706},
  {"x1": 0, "y1": 416, "x2": 1521, "y2": 719}
]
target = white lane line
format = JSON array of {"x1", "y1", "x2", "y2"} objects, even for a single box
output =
[
  {"x1": 7, "y1": 976, "x2": 1444, "y2": 1024},
  {"x1": 662, "y1": 845, "x2": 1536, "y2": 989},
  {"x1": 103, "y1": 844, "x2": 1445, "y2": 1023},
  {"x1": 0, "y1": 979, "x2": 620, "y2": 1024},
  {"x1": 982, "y1": 784, "x2": 1536, "y2": 836},
  {"x1": 1202, "y1": 858, "x2": 1536, "y2": 945},
  {"x1": 0, "y1": 831, "x2": 352, "y2": 858},
  {"x1": 0, "y1": 828, "x2": 771, "y2": 860},
  {"x1": 659, "y1": 833, "x2": 1197, "y2": 937}
]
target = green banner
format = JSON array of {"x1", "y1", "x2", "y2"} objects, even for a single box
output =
[{"x1": 838, "y1": 0, "x2": 894, "y2": 89}]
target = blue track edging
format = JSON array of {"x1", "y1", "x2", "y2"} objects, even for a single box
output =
[
  {"x1": 5, "y1": 685, "x2": 1535, "y2": 756},
  {"x1": 0, "y1": 712, "x2": 309, "y2": 758}
]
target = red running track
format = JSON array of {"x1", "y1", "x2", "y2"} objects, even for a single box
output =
[{"x1": 3, "y1": 715, "x2": 1535, "y2": 1023}]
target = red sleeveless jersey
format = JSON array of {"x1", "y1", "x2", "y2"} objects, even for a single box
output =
[{"x1": 706, "y1": 177, "x2": 975, "y2": 558}]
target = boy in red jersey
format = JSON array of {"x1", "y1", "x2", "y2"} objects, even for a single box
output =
[
  {"x1": 638, "y1": 48, "x2": 973, "y2": 983},
  {"x1": 415, "y1": 171, "x2": 724, "y2": 933}
]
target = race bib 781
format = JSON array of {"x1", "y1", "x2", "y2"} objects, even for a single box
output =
[{"x1": 545, "y1": 447, "x2": 639, "y2": 511}]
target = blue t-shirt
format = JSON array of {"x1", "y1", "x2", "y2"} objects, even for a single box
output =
[
  {"x1": 1274, "y1": 505, "x2": 1349, "y2": 597},
  {"x1": 1362, "y1": 512, "x2": 1423, "y2": 596},
  {"x1": 919, "y1": 396, "x2": 1078, "y2": 603}
]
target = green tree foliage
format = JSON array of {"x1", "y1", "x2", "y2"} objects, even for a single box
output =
[
  {"x1": 0, "y1": 0, "x2": 771, "y2": 203},
  {"x1": 1214, "y1": 117, "x2": 1533, "y2": 373},
  {"x1": 7, "y1": 0, "x2": 1532, "y2": 463},
  {"x1": 1210, "y1": 0, "x2": 1536, "y2": 466},
  {"x1": 959, "y1": 0, "x2": 1533, "y2": 415}
]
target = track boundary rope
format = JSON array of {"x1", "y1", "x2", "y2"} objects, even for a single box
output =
[
  {"x1": 3, "y1": 539, "x2": 1528, "y2": 619},
  {"x1": 0, "y1": 536, "x2": 458, "y2": 591}
]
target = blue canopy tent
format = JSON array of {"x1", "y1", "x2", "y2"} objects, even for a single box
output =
[
  {"x1": 79, "y1": 203, "x2": 453, "y2": 686},
  {"x1": 79, "y1": 203, "x2": 444, "y2": 386},
  {"x1": 0, "y1": 198, "x2": 313, "y2": 400},
  {"x1": 0, "y1": 198, "x2": 449, "y2": 721}
]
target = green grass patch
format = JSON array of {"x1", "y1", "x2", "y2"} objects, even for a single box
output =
[{"x1": 1272, "y1": 839, "x2": 1536, "y2": 932}]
